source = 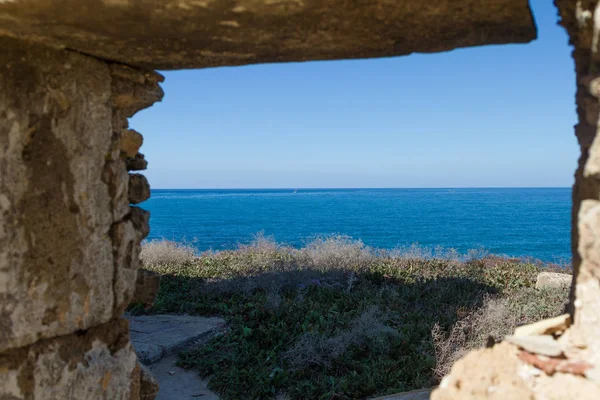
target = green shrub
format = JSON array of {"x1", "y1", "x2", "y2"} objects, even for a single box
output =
[{"x1": 138, "y1": 237, "x2": 571, "y2": 400}]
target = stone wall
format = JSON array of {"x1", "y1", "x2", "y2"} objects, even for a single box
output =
[
  {"x1": 558, "y1": 0, "x2": 600, "y2": 364},
  {"x1": 1, "y1": 0, "x2": 599, "y2": 399},
  {"x1": 0, "y1": 36, "x2": 160, "y2": 399}
]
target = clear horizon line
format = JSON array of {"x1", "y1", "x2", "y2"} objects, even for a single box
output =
[{"x1": 150, "y1": 186, "x2": 572, "y2": 190}]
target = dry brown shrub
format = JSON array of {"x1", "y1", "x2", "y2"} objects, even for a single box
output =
[
  {"x1": 140, "y1": 239, "x2": 197, "y2": 266},
  {"x1": 432, "y1": 286, "x2": 569, "y2": 380}
]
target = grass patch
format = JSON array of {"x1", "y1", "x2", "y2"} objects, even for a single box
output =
[{"x1": 134, "y1": 235, "x2": 570, "y2": 400}]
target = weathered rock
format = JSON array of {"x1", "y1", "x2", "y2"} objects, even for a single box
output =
[
  {"x1": 0, "y1": 36, "x2": 116, "y2": 352},
  {"x1": 139, "y1": 363, "x2": 160, "y2": 400},
  {"x1": 505, "y1": 335, "x2": 564, "y2": 357},
  {"x1": 121, "y1": 129, "x2": 144, "y2": 158},
  {"x1": 517, "y1": 350, "x2": 592, "y2": 376},
  {"x1": 533, "y1": 372, "x2": 600, "y2": 400},
  {"x1": 131, "y1": 206, "x2": 151, "y2": 240},
  {"x1": 127, "y1": 153, "x2": 149, "y2": 171},
  {"x1": 111, "y1": 220, "x2": 141, "y2": 315},
  {"x1": 557, "y1": 0, "x2": 600, "y2": 367},
  {"x1": 432, "y1": 343, "x2": 534, "y2": 400},
  {"x1": 132, "y1": 269, "x2": 161, "y2": 310},
  {"x1": 110, "y1": 65, "x2": 164, "y2": 121},
  {"x1": 129, "y1": 174, "x2": 151, "y2": 204},
  {"x1": 514, "y1": 314, "x2": 571, "y2": 337},
  {"x1": 535, "y1": 272, "x2": 572, "y2": 290},
  {"x1": 0, "y1": 319, "x2": 138, "y2": 400},
  {"x1": 0, "y1": 0, "x2": 536, "y2": 70},
  {"x1": 1, "y1": 1, "x2": 599, "y2": 399}
]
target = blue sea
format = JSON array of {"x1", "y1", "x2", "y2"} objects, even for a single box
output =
[{"x1": 142, "y1": 188, "x2": 572, "y2": 263}]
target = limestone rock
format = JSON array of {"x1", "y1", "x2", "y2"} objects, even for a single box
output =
[
  {"x1": 129, "y1": 174, "x2": 151, "y2": 204},
  {"x1": 0, "y1": 0, "x2": 536, "y2": 70},
  {"x1": 139, "y1": 363, "x2": 160, "y2": 400},
  {"x1": 532, "y1": 371, "x2": 600, "y2": 400},
  {"x1": 127, "y1": 153, "x2": 149, "y2": 171},
  {"x1": 432, "y1": 343, "x2": 534, "y2": 400},
  {"x1": 514, "y1": 314, "x2": 571, "y2": 337},
  {"x1": 0, "y1": 319, "x2": 139, "y2": 400},
  {"x1": 132, "y1": 269, "x2": 161, "y2": 310},
  {"x1": 121, "y1": 129, "x2": 144, "y2": 158},
  {"x1": 505, "y1": 335, "x2": 564, "y2": 357},
  {"x1": 111, "y1": 218, "x2": 144, "y2": 315},
  {"x1": 110, "y1": 64, "x2": 164, "y2": 123},
  {"x1": 0, "y1": 36, "x2": 117, "y2": 352},
  {"x1": 535, "y1": 272, "x2": 572, "y2": 290},
  {"x1": 131, "y1": 206, "x2": 151, "y2": 240}
]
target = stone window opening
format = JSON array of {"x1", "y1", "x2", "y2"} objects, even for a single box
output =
[{"x1": 1, "y1": 1, "x2": 600, "y2": 399}]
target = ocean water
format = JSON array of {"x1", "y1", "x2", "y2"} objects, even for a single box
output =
[{"x1": 142, "y1": 188, "x2": 572, "y2": 263}]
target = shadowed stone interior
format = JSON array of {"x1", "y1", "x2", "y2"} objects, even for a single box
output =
[{"x1": 0, "y1": 0, "x2": 536, "y2": 69}]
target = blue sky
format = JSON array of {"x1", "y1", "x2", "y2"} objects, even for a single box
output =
[{"x1": 131, "y1": 1, "x2": 577, "y2": 189}]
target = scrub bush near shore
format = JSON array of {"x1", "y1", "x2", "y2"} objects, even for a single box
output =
[{"x1": 134, "y1": 235, "x2": 570, "y2": 400}]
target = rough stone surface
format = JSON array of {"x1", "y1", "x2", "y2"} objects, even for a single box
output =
[
  {"x1": 0, "y1": 34, "x2": 161, "y2": 399},
  {"x1": 0, "y1": 1, "x2": 598, "y2": 399},
  {"x1": 139, "y1": 363, "x2": 160, "y2": 400},
  {"x1": 129, "y1": 174, "x2": 151, "y2": 205},
  {"x1": 131, "y1": 206, "x2": 151, "y2": 240},
  {"x1": 535, "y1": 272, "x2": 572, "y2": 290},
  {"x1": 131, "y1": 269, "x2": 161, "y2": 310},
  {"x1": 432, "y1": 340, "x2": 600, "y2": 400},
  {"x1": 0, "y1": 0, "x2": 536, "y2": 70},
  {"x1": 121, "y1": 129, "x2": 144, "y2": 158},
  {"x1": 127, "y1": 153, "x2": 149, "y2": 171},
  {"x1": 0, "y1": 319, "x2": 139, "y2": 399},
  {"x1": 128, "y1": 315, "x2": 225, "y2": 365},
  {"x1": 505, "y1": 335, "x2": 564, "y2": 357},
  {"x1": 432, "y1": 343, "x2": 534, "y2": 400},
  {"x1": 556, "y1": 0, "x2": 600, "y2": 368},
  {"x1": 531, "y1": 372, "x2": 600, "y2": 400},
  {"x1": 0, "y1": 36, "x2": 117, "y2": 352},
  {"x1": 514, "y1": 314, "x2": 571, "y2": 337}
]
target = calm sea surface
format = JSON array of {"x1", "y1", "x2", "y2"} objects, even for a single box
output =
[{"x1": 142, "y1": 188, "x2": 571, "y2": 263}]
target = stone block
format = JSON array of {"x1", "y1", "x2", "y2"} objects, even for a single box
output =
[
  {"x1": 127, "y1": 153, "x2": 149, "y2": 171},
  {"x1": 0, "y1": 0, "x2": 536, "y2": 70},
  {"x1": 131, "y1": 206, "x2": 151, "y2": 240},
  {"x1": 535, "y1": 272, "x2": 572, "y2": 290},
  {"x1": 0, "y1": 319, "x2": 140, "y2": 400},
  {"x1": 129, "y1": 174, "x2": 151, "y2": 204},
  {"x1": 120, "y1": 129, "x2": 144, "y2": 158},
  {"x1": 111, "y1": 219, "x2": 142, "y2": 315},
  {"x1": 0, "y1": 37, "x2": 118, "y2": 352},
  {"x1": 139, "y1": 363, "x2": 160, "y2": 400},
  {"x1": 131, "y1": 269, "x2": 161, "y2": 310}
]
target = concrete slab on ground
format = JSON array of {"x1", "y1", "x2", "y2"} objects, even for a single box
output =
[{"x1": 127, "y1": 314, "x2": 225, "y2": 365}]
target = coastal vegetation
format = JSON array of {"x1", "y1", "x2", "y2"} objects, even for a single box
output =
[{"x1": 132, "y1": 235, "x2": 570, "y2": 400}]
